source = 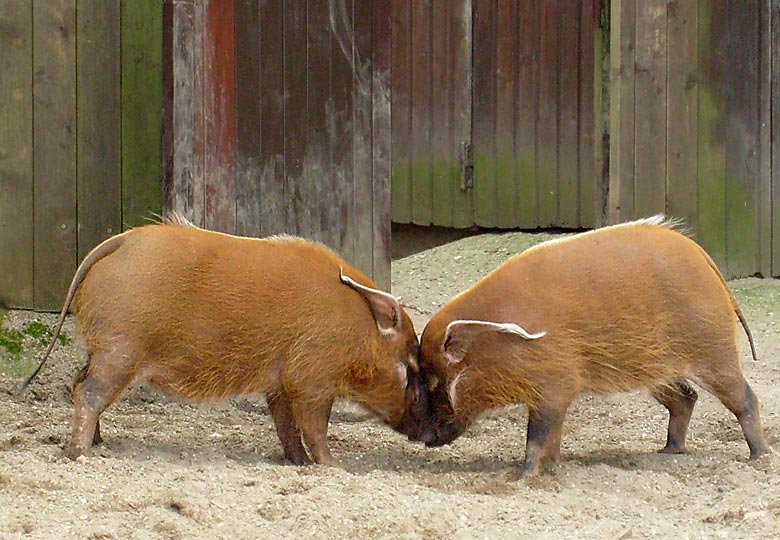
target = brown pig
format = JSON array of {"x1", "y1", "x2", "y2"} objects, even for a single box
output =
[
  {"x1": 419, "y1": 216, "x2": 771, "y2": 477},
  {"x1": 22, "y1": 215, "x2": 430, "y2": 465}
]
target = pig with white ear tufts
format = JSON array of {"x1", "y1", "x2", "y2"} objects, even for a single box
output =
[
  {"x1": 22, "y1": 215, "x2": 432, "y2": 466},
  {"x1": 418, "y1": 216, "x2": 771, "y2": 478}
]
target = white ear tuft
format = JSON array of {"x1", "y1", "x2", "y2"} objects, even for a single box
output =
[
  {"x1": 443, "y1": 319, "x2": 546, "y2": 364},
  {"x1": 340, "y1": 267, "x2": 403, "y2": 337}
]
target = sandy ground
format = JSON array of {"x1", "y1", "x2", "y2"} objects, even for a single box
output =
[{"x1": 2, "y1": 226, "x2": 780, "y2": 540}]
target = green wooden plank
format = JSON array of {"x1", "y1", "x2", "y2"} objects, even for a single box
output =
[
  {"x1": 390, "y1": 0, "x2": 412, "y2": 224},
  {"x1": 666, "y1": 0, "x2": 698, "y2": 227},
  {"x1": 121, "y1": 0, "x2": 162, "y2": 228},
  {"x1": 724, "y1": 1, "x2": 759, "y2": 278},
  {"x1": 0, "y1": 1, "x2": 33, "y2": 308},
  {"x1": 633, "y1": 0, "x2": 667, "y2": 218},
  {"x1": 758, "y1": 0, "x2": 772, "y2": 277},
  {"x1": 696, "y1": 0, "x2": 726, "y2": 270},
  {"x1": 771, "y1": 1, "x2": 780, "y2": 276},
  {"x1": 33, "y1": 0, "x2": 78, "y2": 311},
  {"x1": 77, "y1": 0, "x2": 121, "y2": 261}
]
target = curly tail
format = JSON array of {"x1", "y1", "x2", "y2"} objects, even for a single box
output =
[{"x1": 19, "y1": 233, "x2": 128, "y2": 390}]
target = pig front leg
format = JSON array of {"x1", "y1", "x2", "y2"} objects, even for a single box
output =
[
  {"x1": 294, "y1": 396, "x2": 340, "y2": 467},
  {"x1": 518, "y1": 403, "x2": 569, "y2": 478}
]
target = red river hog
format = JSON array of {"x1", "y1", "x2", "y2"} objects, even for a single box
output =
[
  {"x1": 419, "y1": 216, "x2": 771, "y2": 477},
  {"x1": 23, "y1": 215, "x2": 429, "y2": 466}
]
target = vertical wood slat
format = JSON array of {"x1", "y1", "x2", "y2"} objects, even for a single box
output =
[
  {"x1": 77, "y1": 0, "x2": 122, "y2": 262},
  {"x1": 305, "y1": 0, "x2": 331, "y2": 246},
  {"x1": 696, "y1": 1, "x2": 727, "y2": 269},
  {"x1": 666, "y1": 0, "x2": 698, "y2": 228},
  {"x1": 235, "y1": 0, "x2": 261, "y2": 237},
  {"x1": 633, "y1": 0, "x2": 667, "y2": 218},
  {"x1": 121, "y1": 0, "x2": 163, "y2": 228},
  {"x1": 354, "y1": 0, "x2": 375, "y2": 275},
  {"x1": 723, "y1": 1, "x2": 759, "y2": 277},
  {"x1": 410, "y1": 0, "x2": 433, "y2": 224},
  {"x1": 0, "y1": 1, "x2": 33, "y2": 308},
  {"x1": 283, "y1": 0, "x2": 307, "y2": 237},
  {"x1": 472, "y1": 0, "x2": 497, "y2": 226},
  {"x1": 494, "y1": 0, "x2": 518, "y2": 228},
  {"x1": 515, "y1": 0, "x2": 539, "y2": 228},
  {"x1": 390, "y1": 0, "x2": 412, "y2": 224},
  {"x1": 33, "y1": 0, "x2": 77, "y2": 311},
  {"x1": 758, "y1": 0, "x2": 772, "y2": 277},
  {"x1": 608, "y1": 0, "x2": 636, "y2": 222},
  {"x1": 329, "y1": 0, "x2": 355, "y2": 255},
  {"x1": 258, "y1": 0, "x2": 285, "y2": 237},
  {"x1": 430, "y1": 0, "x2": 454, "y2": 227},
  {"x1": 372, "y1": 0, "x2": 393, "y2": 289},
  {"x1": 558, "y1": 0, "x2": 580, "y2": 227},
  {"x1": 579, "y1": 0, "x2": 599, "y2": 228},
  {"x1": 203, "y1": 0, "x2": 236, "y2": 233},
  {"x1": 449, "y1": 0, "x2": 473, "y2": 228},
  {"x1": 536, "y1": 1, "x2": 559, "y2": 227},
  {"x1": 772, "y1": 0, "x2": 780, "y2": 276}
]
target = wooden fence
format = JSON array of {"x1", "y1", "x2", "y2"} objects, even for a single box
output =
[
  {"x1": 391, "y1": 0, "x2": 603, "y2": 230},
  {"x1": 163, "y1": 0, "x2": 393, "y2": 289},
  {"x1": 609, "y1": 0, "x2": 776, "y2": 278},
  {"x1": 0, "y1": 0, "x2": 162, "y2": 311}
]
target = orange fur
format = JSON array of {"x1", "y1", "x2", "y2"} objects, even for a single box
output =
[
  {"x1": 33, "y1": 220, "x2": 424, "y2": 465},
  {"x1": 420, "y1": 218, "x2": 770, "y2": 475}
]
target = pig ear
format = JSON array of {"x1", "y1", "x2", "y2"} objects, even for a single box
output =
[
  {"x1": 340, "y1": 268, "x2": 402, "y2": 337},
  {"x1": 443, "y1": 319, "x2": 546, "y2": 364}
]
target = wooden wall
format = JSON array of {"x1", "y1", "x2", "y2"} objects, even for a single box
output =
[
  {"x1": 0, "y1": 0, "x2": 162, "y2": 311},
  {"x1": 609, "y1": 0, "x2": 774, "y2": 278},
  {"x1": 392, "y1": 0, "x2": 603, "y2": 229},
  {"x1": 164, "y1": 0, "x2": 393, "y2": 289}
]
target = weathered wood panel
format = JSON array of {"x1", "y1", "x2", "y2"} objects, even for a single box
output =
[
  {"x1": 165, "y1": 0, "x2": 392, "y2": 288},
  {"x1": 609, "y1": 0, "x2": 768, "y2": 278},
  {"x1": 77, "y1": 0, "x2": 122, "y2": 261},
  {"x1": 396, "y1": 0, "x2": 598, "y2": 229},
  {"x1": 0, "y1": 1, "x2": 33, "y2": 308},
  {"x1": 121, "y1": 0, "x2": 163, "y2": 228},
  {"x1": 33, "y1": 0, "x2": 78, "y2": 310},
  {"x1": 772, "y1": 0, "x2": 780, "y2": 276},
  {"x1": 204, "y1": 0, "x2": 236, "y2": 232}
]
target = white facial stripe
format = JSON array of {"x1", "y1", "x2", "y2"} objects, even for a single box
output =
[{"x1": 448, "y1": 371, "x2": 464, "y2": 411}]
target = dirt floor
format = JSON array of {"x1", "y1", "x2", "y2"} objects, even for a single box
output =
[{"x1": 2, "y1": 226, "x2": 780, "y2": 539}]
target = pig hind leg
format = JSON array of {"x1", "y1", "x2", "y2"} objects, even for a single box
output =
[
  {"x1": 693, "y1": 348, "x2": 771, "y2": 460},
  {"x1": 652, "y1": 380, "x2": 698, "y2": 454},
  {"x1": 68, "y1": 352, "x2": 134, "y2": 460},
  {"x1": 267, "y1": 390, "x2": 311, "y2": 465},
  {"x1": 696, "y1": 370, "x2": 770, "y2": 460}
]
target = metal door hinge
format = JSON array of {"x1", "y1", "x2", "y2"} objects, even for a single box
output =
[{"x1": 459, "y1": 140, "x2": 474, "y2": 191}]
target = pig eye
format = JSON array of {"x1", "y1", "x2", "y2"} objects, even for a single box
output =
[{"x1": 428, "y1": 375, "x2": 440, "y2": 391}]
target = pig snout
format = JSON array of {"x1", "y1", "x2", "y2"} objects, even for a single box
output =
[{"x1": 397, "y1": 366, "x2": 437, "y2": 443}]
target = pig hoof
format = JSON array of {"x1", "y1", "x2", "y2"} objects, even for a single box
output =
[
  {"x1": 748, "y1": 446, "x2": 773, "y2": 462},
  {"x1": 64, "y1": 447, "x2": 88, "y2": 461},
  {"x1": 658, "y1": 444, "x2": 687, "y2": 455}
]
